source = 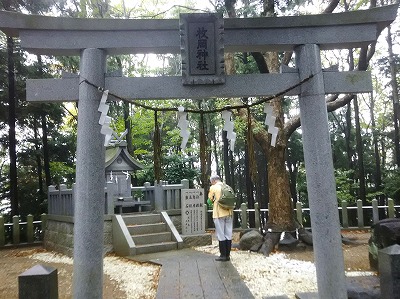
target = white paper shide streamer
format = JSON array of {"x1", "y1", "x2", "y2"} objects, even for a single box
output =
[
  {"x1": 264, "y1": 103, "x2": 279, "y2": 147},
  {"x1": 98, "y1": 90, "x2": 114, "y2": 146},
  {"x1": 98, "y1": 90, "x2": 128, "y2": 146},
  {"x1": 177, "y1": 106, "x2": 190, "y2": 151},
  {"x1": 222, "y1": 110, "x2": 236, "y2": 151}
]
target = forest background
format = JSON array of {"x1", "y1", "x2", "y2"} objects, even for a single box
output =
[{"x1": 0, "y1": 0, "x2": 399, "y2": 232}]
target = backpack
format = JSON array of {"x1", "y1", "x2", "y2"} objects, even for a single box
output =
[{"x1": 218, "y1": 183, "x2": 236, "y2": 209}]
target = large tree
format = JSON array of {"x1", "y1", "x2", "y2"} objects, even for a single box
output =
[{"x1": 222, "y1": 0, "x2": 386, "y2": 240}]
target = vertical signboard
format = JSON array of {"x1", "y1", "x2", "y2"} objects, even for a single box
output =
[
  {"x1": 181, "y1": 189, "x2": 205, "y2": 235},
  {"x1": 180, "y1": 13, "x2": 225, "y2": 85}
]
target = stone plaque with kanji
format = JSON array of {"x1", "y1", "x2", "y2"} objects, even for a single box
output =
[
  {"x1": 180, "y1": 13, "x2": 225, "y2": 85},
  {"x1": 181, "y1": 189, "x2": 205, "y2": 235}
]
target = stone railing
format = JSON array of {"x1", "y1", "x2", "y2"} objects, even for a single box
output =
[
  {"x1": 1, "y1": 198, "x2": 398, "y2": 248},
  {"x1": 206, "y1": 198, "x2": 400, "y2": 230},
  {"x1": 47, "y1": 179, "x2": 190, "y2": 216},
  {"x1": 0, "y1": 214, "x2": 47, "y2": 247}
]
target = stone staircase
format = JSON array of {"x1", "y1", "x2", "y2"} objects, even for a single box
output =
[{"x1": 113, "y1": 212, "x2": 183, "y2": 256}]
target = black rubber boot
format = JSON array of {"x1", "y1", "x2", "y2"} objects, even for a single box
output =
[
  {"x1": 215, "y1": 241, "x2": 228, "y2": 261},
  {"x1": 225, "y1": 240, "x2": 232, "y2": 261}
]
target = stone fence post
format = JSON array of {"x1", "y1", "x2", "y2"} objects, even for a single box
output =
[
  {"x1": 388, "y1": 198, "x2": 395, "y2": 218},
  {"x1": 357, "y1": 199, "x2": 364, "y2": 228},
  {"x1": 254, "y1": 202, "x2": 260, "y2": 230},
  {"x1": 27, "y1": 214, "x2": 34, "y2": 243},
  {"x1": 372, "y1": 199, "x2": 379, "y2": 224},
  {"x1": 154, "y1": 181, "x2": 164, "y2": 211},
  {"x1": 341, "y1": 201, "x2": 349, "y2": 228},
  {"x1": 296, "y1": 202, "x2": 303, "y2": 226},
  {"x1": 13, "y1": 215, "x2": 20, "y2": 244},
  {"x1": 240, "y1": 203, "x2": 247, "y2": 229}
]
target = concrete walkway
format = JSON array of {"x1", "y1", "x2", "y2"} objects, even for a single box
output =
[{"x1": 130, "y1": 249, "x2": 255, "y2": 299}]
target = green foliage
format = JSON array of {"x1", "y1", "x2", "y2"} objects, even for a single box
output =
[
  {"x1": 136, "y1": 154, "x2": 199, "y2": 187},
  {"x1": 383, "y1": 169, "x2": 400, "y2": 200},
  {"x1": 296, "y1": 164, "x2": 308, "y2": 206},
  {"x1": 335, "y1": 169, "x2": 357, "y2": 204},
  {"x1": 50, "y1": 162, "x2": 75, "y2": 186},
  {"x1": 163, "y1": 154, "x2": 200, "y2": 185}
]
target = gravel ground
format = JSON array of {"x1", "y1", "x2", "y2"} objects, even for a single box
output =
[
  {"x1": 195, "y1": 243, "x2": 319, "y2": 298},
  {"x1": 29, "y1": 251, "x2": 159, "y2": 299},
  {"x1": 29, "y1": 245, "x2": 321, "y2": 299},
  {"x1": 4, "y1": 230, "x2": 371, "y2": 299}
]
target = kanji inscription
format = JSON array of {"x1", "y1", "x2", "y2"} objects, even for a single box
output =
[
  {"x1": 181, "y1": 189, "x2": 205, "y2": 235},
  {"x1": 180, "y1": 13, "x2": 225, "y2": 85}
]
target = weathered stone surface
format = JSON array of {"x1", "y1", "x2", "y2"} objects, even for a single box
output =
[
  {"x1": 181, "y1": 234, "x2": 212, "y2": 248},
  {"x1": 260, "y1": 232, "x2": 281, "y2": 256},
  {"x1": 346, "y1": 275, "x2": 380, "y2": 299},
  {"x1": 278, "y1": 232, "x2": 299, "y2": 251},
  {"x1": 379, "y1": 244, "x2": 400, "y2": 299},
  {"x1": 239, "y1": 230, "x2": 264, "y2": 251},
  {"x1": 44, "y1": 218, "x2": 114, "y2": 257},
  {"x1": 249, "y1": 242, "x2": 263, "y2": 252},
  {"x1": 298, "y1": 228, "x2": 313, "y2": 246},
  {"x1": 19, "y1": 264, "x2": 58, "y2": 299},
  {"x1": 368, "y1": 218, "x2": 400, "y2": 270}
]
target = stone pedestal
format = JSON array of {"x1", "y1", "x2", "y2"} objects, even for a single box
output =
[
  {"x1": 379, "y1": 244, "x2": 400, "y2": 299},
  {"x1": 19, "y1": 264, "x2": 58, "y2": 299}
]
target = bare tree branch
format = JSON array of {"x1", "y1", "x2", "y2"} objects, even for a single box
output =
[{"x1": 323, "y1": 0, "x2": 340, "y2": 13}]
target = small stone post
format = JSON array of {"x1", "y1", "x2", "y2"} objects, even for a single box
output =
[
  {"x1": 341, "y1": 201, "x2": 349, "y2": 228},
  {"x1": 255, "y1": 202, "x2": 260, "y2": 230},
  {"x1": 154, "y1": 181, "x2": 164, "y2": 211},
  {"x1": 372, "y1": 199, "x2": 379, "y2": 224},
  {"x1": 240, "y1": 203, "x2": 247, "y2": 229},
  {"x1": 27, "y1": 214, "x2": 34, "y2": 243},
  {"x1": 0, "y1": 216, "x2": 4, "y2": 246},
  {"x1": 19, "y1": 264, "x2": 58, "y2": 299},
  {"x1": 296, "y1": 202, "x2": 303, "y2": 226},
  {"x1": 106, "y1": 181, "x2": 116, "y2": 215},
  {"x1": 357, "y1": 199, "x2": 364, "y2": 228},
  {"x1": 379, "y1": 244, "x2": 400, "y2": 299},
  {"x1": 13, "y1": 215, "x2": 20, "y2": 244}
]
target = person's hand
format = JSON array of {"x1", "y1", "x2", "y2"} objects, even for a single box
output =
[{"x1": 207, "y1": 198, "x2": 213, "y2": 208}]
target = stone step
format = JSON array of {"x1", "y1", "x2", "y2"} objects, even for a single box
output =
[
  {"x1": 127, "y1": 223, "x2": 167, "y2": 235},
  {"x1": 135, "y1": 241, "x2": 178, "y2": 255},
  {"x1": 122, "y1": 213, "x2": 162, "y2": 225},
  {"x1": 132, "y1": 232, "x2": 172, "y2": 245}
]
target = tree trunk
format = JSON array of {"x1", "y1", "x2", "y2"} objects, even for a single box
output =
[
  {"x1": 354, "y1": 95, "x2": 366, "y2": 206},
  {"x1": 345, "y1": 103, "x2": 354, "y2": 169},
  {"x1": 123, "y1": 102, "x2": 134, "y2": 155},
  {"x1": 7, "y1": 36, "x2": 18, "y2": 216},
  {"x1": 267, "y1": 143, "x2": 295, "y2": 231},
  {"x1": 387, "y1": 25, "x2": 400, "y2": 168},
  {"x1": 34, "y1": 117, "x2": 45, "y2": 205},
  {"x1": 370, "y1": 93, "x2": 385, "y2": 217},
  {"x1": 36, "y1": 55, "x2": 51, "y2": 188}
]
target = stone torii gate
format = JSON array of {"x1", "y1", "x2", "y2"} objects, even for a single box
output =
[{"x1": 0, "y1": 5, "x2": 397, "y2": 299}]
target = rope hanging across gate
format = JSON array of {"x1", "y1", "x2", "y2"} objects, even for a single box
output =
[
  {"x1": 153, "y1": 110, "x2": 162, "y2": 182},
  {"x1": 247, "y1": 106, "x2": 257, "y2": 184},
  {"x1": 199, "y1": 112, "x2": 207, "y2": 186},
  {"x1": 83, "y1": 71, "x2": 316, "y2": 181}
]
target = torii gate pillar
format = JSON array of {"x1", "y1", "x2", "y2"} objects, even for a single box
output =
[
  {"x1": 296, "y1": 43, "x2": 347, "y2": 299},
  {"x1": 73, "y1": 48, "x2": 106, "y2": 299}
]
